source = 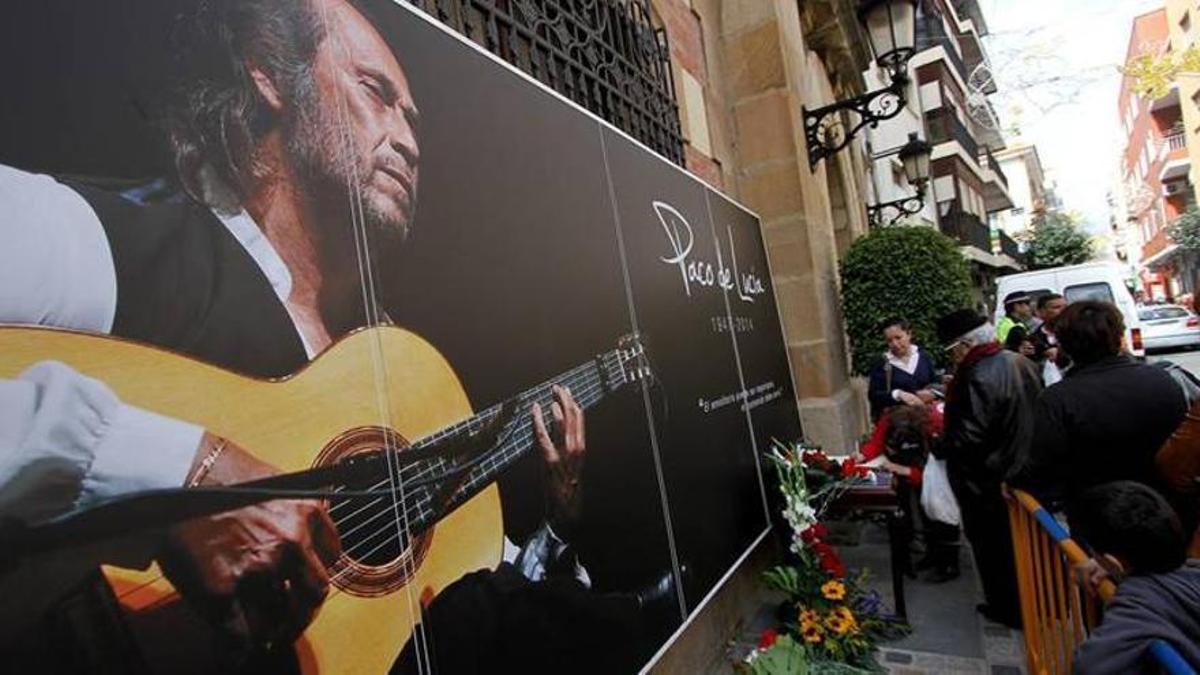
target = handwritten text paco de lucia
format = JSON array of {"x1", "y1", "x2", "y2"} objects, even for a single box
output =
[{"x1": 653, "y1": 200, "x2": 766, "y2": 303}]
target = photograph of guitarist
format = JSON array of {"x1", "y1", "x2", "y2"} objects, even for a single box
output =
[{"x1": 0, "y1": 0, "x2": 651, "y2": 670}]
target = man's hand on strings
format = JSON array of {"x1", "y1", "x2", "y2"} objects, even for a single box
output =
[
  {"x1": 158, "y1": 433, "x2": 342, "y2": 651},
  {"x1": 532, "y1": 385, "x2": 586, "y2": 536}
]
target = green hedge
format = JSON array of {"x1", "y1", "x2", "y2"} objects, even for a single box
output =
[{"x1": 839, "y1": 225, "x2": 973, "y2": 376}]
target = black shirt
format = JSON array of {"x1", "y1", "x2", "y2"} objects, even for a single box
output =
[{"x1": 1016, "y1": 354, "x2": 1187, "y2": 506}]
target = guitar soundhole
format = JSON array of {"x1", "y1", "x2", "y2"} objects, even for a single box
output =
[{"x1": 313, "y1": 426, "x2": 434, "y2": 598}]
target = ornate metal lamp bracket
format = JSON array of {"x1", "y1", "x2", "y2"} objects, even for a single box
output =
[
  {"x1": 802, "y1": 75, "x2": 908, "y2": 170},
  {"x1": 867, "y1": 186, "x2": 926, "y2": 227}
]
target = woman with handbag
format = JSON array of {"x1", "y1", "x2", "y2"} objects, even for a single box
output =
[{"x1": 867, "y1": 318, "x2": 938, "y2": 420}]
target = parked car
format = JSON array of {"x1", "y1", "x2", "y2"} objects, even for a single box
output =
[
  {"x1": 993, "y1": 262, "x2": 1145, "y2": 358},
  {"x1": 1138, "y1": 304, "x2": 1200, "y2": 352}
]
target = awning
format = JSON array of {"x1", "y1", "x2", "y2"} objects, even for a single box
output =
[{"x1": 1141, "y1": 243, "x2": 1180, "y2": 269}]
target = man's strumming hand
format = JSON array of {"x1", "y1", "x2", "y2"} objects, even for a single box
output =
[{"x1": 158, "y1": 433, "x2": 341, "y2": 651}]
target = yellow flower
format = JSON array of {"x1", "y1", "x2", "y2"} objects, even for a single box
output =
[
  {"x1": 824, "y1": 607, "x2": 859, "y2": 635},
  {"x1": 798, "y1": 608, "x2": 821, "y2": 627},
  {"x1": 820, "y1": 580, "x2": 846, "y2": 601},
  {"x1": 801, "y1": 623, "x2": 824, "y2": 643}
]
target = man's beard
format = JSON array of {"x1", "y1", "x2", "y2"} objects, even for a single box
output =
[{"x1": 283, "y1": 87, "x2": 413, "y2": 248}]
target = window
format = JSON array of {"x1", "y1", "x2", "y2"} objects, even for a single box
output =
[
  {"x1": 1019, "y1": 288, "x2": 1054, "y2": 304},
  {"x1": 410, "y1": 0, "x2": 684, "y2": 165},
  {"x1": 1064, "y1": 282, "x2": 1115, "y2": 304},
  {"x1": 1137, "y1": 306, "x2": 1187, "y2": 321}
]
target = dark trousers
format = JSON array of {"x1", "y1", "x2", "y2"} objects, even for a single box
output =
[
  {"x1": 897, "y1": 480, "x2": 960, "y2": 573},
  {"x1": 957, "y1": 483, "x2": 1020, "y2": 626}
]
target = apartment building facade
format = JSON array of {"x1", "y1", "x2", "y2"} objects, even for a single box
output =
[
  {"x1": 1121, "y1": 7, "x2": 1196, "y2": 300},
  {"x1": 991, "y1": 142, "x2": 1047, "y2": 238},
  {"x1": 865, "y1": 0, "x2": 1020, "y2": 314}
]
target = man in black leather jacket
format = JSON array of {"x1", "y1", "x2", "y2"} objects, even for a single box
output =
[{"x1": 935, "y1": 309, "x2": 1042, "y2": 628}]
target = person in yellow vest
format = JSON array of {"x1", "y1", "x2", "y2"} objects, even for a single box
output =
[{"x1": 997, "y1": 291, "x2": 1035, "y2": 355}]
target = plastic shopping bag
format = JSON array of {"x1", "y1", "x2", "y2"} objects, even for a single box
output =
[
  {"x1": 1043, "y1": 359, "x2": 1063, "y2": 386},
  {"x1": 920, "y1": 457, "x2": 961, "y2": 526}
]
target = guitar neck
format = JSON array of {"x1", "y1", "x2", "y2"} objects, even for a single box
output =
[{"x1": 400, "y1": 348, "x2": 634, "y2": 533}]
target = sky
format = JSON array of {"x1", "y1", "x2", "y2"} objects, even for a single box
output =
[{"x1": 981, "y1": 0, "x2": 1162, "y2": 234}]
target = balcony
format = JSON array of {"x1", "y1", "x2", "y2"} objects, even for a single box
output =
[
  {"x1": 916, "y1": 11, "x2": 967, "y2": 79},
  {"x1": 1160, "y1": 131, "x2": 1190, "y2": 182},
  {"x1": 940, "y1": 210, "x2": 992, "y2": 252},
  {"x1": 996, "y1": 228, "x2": 1024, "y2": 266},
  {"x1": 927, "y1": 108, "x2": 979, "y2": 159},
  {"x1": 982, "y1": 146, "x2": 1008, "y2": 189},
  {"x1": 980, "y1": 145, "x2": 1013, "y2": 212}
]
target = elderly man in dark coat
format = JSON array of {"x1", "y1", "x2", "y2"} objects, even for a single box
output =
[{"x1": 935, "y1": 309, "x2": 1042, "y2": 628}]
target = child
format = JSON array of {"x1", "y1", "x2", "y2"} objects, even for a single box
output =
[
  {"x1": 1068, "y1": 481, "x2": 1200, "y2": 673},
  {"x1": 858, "y1": 404, "x2": 960, "y2": 583}
]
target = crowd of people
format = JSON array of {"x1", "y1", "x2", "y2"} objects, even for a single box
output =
[{"x1": 858, "y1": 296, "x2": 1200, "y2": 670}]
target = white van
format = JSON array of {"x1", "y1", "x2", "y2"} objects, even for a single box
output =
[{"x1": 992, "y1": 262, "x2": 1145, "y2": 358}]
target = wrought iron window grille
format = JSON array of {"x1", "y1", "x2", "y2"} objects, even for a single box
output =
[{"x1": 408, "y1": 0, "x2": 685, "y2": 165}]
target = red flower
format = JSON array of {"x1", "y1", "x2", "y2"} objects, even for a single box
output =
[
  {"x1": 758, "y1": 627, "x2": 778, "y2": 649},
  {"x1": 819, "y1": 551, "x2": 847, "y2": 578},
  {"x1": 800, "y1": 523, "x2": 829, "y2": 544},
  {"x1": 814, "y1": 543, "x2": 847, "y2": 578},
  {"x1": 841, "y1": 457, "x2": 869, "y2": 478},
  {"x1": 841, "y1": 458, "x2": 858, "y2": 477}
]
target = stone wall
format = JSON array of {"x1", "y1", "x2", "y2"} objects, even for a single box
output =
[{"x1": 640, "y1": 0, "x2": 875, "y2": 670}]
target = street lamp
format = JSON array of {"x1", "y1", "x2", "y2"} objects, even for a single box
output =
[
  {"x1": 803, "y1": 0, "x2": 918, "y2": 169},
  {"x1": 860, "y1": 0, "x2": 917, "y2": 79},
  {"x1": 897, "y1": 132, "x2": 931, "y2": 186},
  {"x1": 867, "y1": 132, "x2": 933, "y2": 227}
]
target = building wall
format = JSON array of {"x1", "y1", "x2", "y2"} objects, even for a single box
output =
[
  {"x1": 651, "y1": 0, "x2": 875, "y2": 459},
  {"x1": 1167, "y1": 0, "x2": 1200, "y2": 205},
  {"x1": 992, "y1": 144, "x2": 1045, "y2": 236},
  {"x1": 1120, "y1": 8, "x2": 1192, "y2": 299},
  {"x1": 646, "y1": 1, "x2": 878, "y2": 669}
]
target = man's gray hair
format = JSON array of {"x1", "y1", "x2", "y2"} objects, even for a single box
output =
[
  {"x1": 164, "y1": 0, "x2": 325, "y2": 210},
  {"x1": 957, "y1": 322, "x2": 997, "y2": 348}
]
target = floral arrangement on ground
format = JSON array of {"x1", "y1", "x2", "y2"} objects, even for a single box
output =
[{"x1": 738, "y1": 442, "x2": 909, "y2": 674}]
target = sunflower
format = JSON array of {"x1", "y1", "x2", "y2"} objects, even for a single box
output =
[
  {"x1": 824, "y1": 615, "x2": 848, "y2": 635},
  {"x1": 820, "y1": 580, "x2": 846, "y2": 601},
  {"x1": 825, "y1": 607, "x2": 859, "y2": 635},
  {"x1": 801, "y1": 623, "x2": 824, "y2": 643}
]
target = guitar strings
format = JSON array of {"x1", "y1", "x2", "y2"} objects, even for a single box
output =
[
  {"x1": 314, "y1": 1, "x2": 429, "y2": 669},
  {"x1": 323, "y1": 342, "x2": 636, "y2": 565},
  {"x1": 324, "y1": 354, "x2": 616, "y2": 525},
  {"x1": 327, "y1": 374, "x2": 605, "y2": 545},
  {"x1": 327, "y1": 383, "x2": 610, "y2": 586},
  {"x1": 325, "y1": 370, "x2": 612, "y2": 570},
  {"x1": 325, "y1": 353, "x2": 619, "y2": 523}
]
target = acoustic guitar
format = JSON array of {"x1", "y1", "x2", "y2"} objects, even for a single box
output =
[{"x1": 0, "y1": 325, "x2": 650, "y2": 673}]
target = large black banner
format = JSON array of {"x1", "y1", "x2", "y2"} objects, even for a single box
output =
[{"x1": 0, "y1": 0, "x2": 801, "y2": 672}]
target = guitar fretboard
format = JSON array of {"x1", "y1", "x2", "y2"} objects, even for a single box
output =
[{"x1": 366, "y1": 347, "x2": 636, "y2": 536}]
